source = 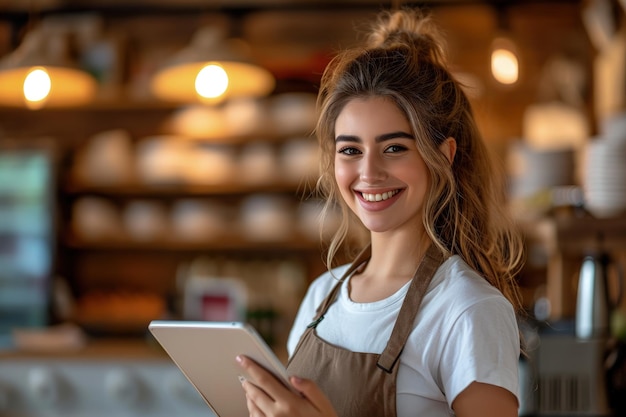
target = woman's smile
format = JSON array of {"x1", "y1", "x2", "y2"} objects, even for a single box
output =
[
  {"x1": 355, "y1": 188, "x2": 405, "y2": 212},
  {"x1": 359, "y1": 189, "x2": 402, "y2": 202}
]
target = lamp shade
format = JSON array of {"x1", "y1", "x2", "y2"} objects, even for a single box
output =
[
  {"x1": 0, "y1": 28, "x2": 97, "y2": 109},
  {"x1": 151, "y1": 27, "x2": 275, "y2": 104}
]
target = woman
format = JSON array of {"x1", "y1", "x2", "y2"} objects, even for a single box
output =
[{"x1": 237, "y1": 7, "x2": 524, "y2": 417}]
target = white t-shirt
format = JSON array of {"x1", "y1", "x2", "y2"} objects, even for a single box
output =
[{"x1": 287, "y1": 255, "x2": 520, "y2": 417}]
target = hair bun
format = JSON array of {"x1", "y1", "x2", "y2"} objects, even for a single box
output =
[{"x1": 366, "y1": 9, "x2": 447, "y2": 66}]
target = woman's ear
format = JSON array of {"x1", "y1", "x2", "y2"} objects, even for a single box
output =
[{"x1": 439, "y1": 137, "x2": 457, "y2": 165}]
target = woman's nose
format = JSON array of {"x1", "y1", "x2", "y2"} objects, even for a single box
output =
[{"x1": 360, "y1": 152, "x2": 386, "y2": 182}]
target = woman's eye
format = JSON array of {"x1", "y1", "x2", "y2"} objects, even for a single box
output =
[
  {"x1": 385, "y1": 144, "x2": 408, "y2": 153},
  {"x1": 337, "y1": 147, "x2": 361, "y2": 155}
]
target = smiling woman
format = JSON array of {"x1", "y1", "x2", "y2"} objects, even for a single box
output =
[{"x1": 237, "y1": 7, "x2": 524, "y2": 417}]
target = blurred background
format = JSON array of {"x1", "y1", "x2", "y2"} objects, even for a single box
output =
[{"x1": 0, "y1": 1, "x2": 625, "y2": 416}]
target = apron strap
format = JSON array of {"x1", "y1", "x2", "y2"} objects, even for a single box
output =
[
  {"x1": 377, "y1": 244, "x2": 444, "y2": 372},
  {"x1": 307, "y1": 245, "x2": 372, "y2": 329}
]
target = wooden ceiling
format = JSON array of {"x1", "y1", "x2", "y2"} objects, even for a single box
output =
[
  {"x1": 0, "y1": 0, "x2": 583, "y2": 11},
  {"x1": 0, "y1": 0, "x2": 591, "y2": 149}
]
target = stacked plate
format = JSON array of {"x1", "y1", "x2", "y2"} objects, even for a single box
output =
[
  {"x1": 583, "y1": 114, "x2": 626, "y2": 217},
  {"x1": 508, "y1": 141, "x2": 576, "y2": 199}
]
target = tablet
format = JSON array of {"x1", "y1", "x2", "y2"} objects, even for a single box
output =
[{"x1": 148, "y1": 320, "x2": 293, "y2": 417}]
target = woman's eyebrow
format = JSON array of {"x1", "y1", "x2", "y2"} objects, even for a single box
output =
[
  {"x1": 335, "y1": 134, "x2": 360, "y2": 143},
  {"x1": 335, "y1": 131, "x2": 414, "y2": 143},
  {"x1": 376, "y1": 131, "x2": 414, "y2": 142}
]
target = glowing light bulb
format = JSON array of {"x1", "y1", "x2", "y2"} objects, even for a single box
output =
[
  {"x1": 195, "y1": 64, "x2": 229, "y2": 99},
  {"x1": 490, "y1": 38, "x2": 519, "y2": 85},
  {"x1": 23, "y1": 67, "x2": 51, "y2": 107}
]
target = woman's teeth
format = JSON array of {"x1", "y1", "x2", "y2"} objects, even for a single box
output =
[{"x1": 361, "y1": 190, "x2": 399, "y2": 202}]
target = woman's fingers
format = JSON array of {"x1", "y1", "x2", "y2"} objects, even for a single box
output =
[
  {"x1": 238, "y1": 355, "x2": 338, "y2": 417},
  {"x1": 236, "y1": 355, "x2": 291, "y2": 400},
  {"x1": 243, "y1": 382, "x2": 268, "y2": 417}
]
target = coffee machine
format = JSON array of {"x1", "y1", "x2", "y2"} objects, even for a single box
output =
[{"x1": 520, "y1": 242, "x2": 623, "y2": 416}]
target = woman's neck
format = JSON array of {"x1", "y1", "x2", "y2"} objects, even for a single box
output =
[
  {"x1": 347, "y1": 230, "x2": 432, "y2": 303},
  {"x1": 356, "y1": 227, "x2": 432, "y2": 278}
]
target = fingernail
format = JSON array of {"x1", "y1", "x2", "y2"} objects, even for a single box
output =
[{"x1": 236, "y1": 355, "x2": 243, "y2": 364}]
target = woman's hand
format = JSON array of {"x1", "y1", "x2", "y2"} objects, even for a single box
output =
[{"x1": 236, "y1": 355, "x2": 338, "y2": 417}]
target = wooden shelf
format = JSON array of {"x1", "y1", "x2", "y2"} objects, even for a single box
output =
[
  {"x1": 522, "y1": 213, "x2": 626, "y2": 320},
  {"x1": 62, "y1": 180, "x2": 314, "y2": 198},
  {"x1": 64, "y1": 234, "x2": 322, "y2": 252},
  {"x1": 544, "y1": 214, "x2": 626, "y2": 253}
]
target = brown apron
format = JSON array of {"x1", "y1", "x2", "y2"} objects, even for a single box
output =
[{"x1": 287, "y1": 244, "x2": 445, "y2": 417}]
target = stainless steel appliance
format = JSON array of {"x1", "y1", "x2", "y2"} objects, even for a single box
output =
[
  {"x1": 536, "y1": 333, "x2": 611, "y2": 415},
  {"x1": 520, "y1": 321, "x2": 613, "y2": 416},
  {"x1": 576, "y1": 246, "x2": 623, "y2": 340}
]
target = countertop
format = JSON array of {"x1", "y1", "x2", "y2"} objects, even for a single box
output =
[{"x1": 0, "y1": 337, "x2": 168, "y2": 361}]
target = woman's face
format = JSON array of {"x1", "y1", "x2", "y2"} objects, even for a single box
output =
[{"x1": 334, "y1": 96, "x2": 430, "y2": 235}]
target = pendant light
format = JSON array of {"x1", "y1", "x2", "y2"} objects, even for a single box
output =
[
  {"x1": 490, "y1": 5, "x2": 520, "y2": 86},
  {"x1": 491, "y1": 37, "x2": 519, "y2": 85},
  {"x1": 0, "y1": 26, "x2": 98, "y2": 109},
  {"x1": 150, "y1": 26, "x2": 275, "y2": 105}
]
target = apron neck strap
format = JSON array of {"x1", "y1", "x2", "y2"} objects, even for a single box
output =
[
  {"x1": 377, "y1": 244, "x2": 445, "y2": 372},
  {"x1": 308, "y1": 245, "x2": 372, "y2": 326}
]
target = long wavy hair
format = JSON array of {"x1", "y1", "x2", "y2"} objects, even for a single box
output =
[{"x1": 315, "y1": 8, "x2": 524, "y2": 314}]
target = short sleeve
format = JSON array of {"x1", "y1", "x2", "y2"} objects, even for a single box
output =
[{"x1": 438, "y1": 296, "x2": 520, "y2": 406}]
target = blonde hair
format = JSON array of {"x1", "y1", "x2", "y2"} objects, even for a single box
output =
[{"x1": 315, "y1": 8, "x2": 524, "y2": 314}]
